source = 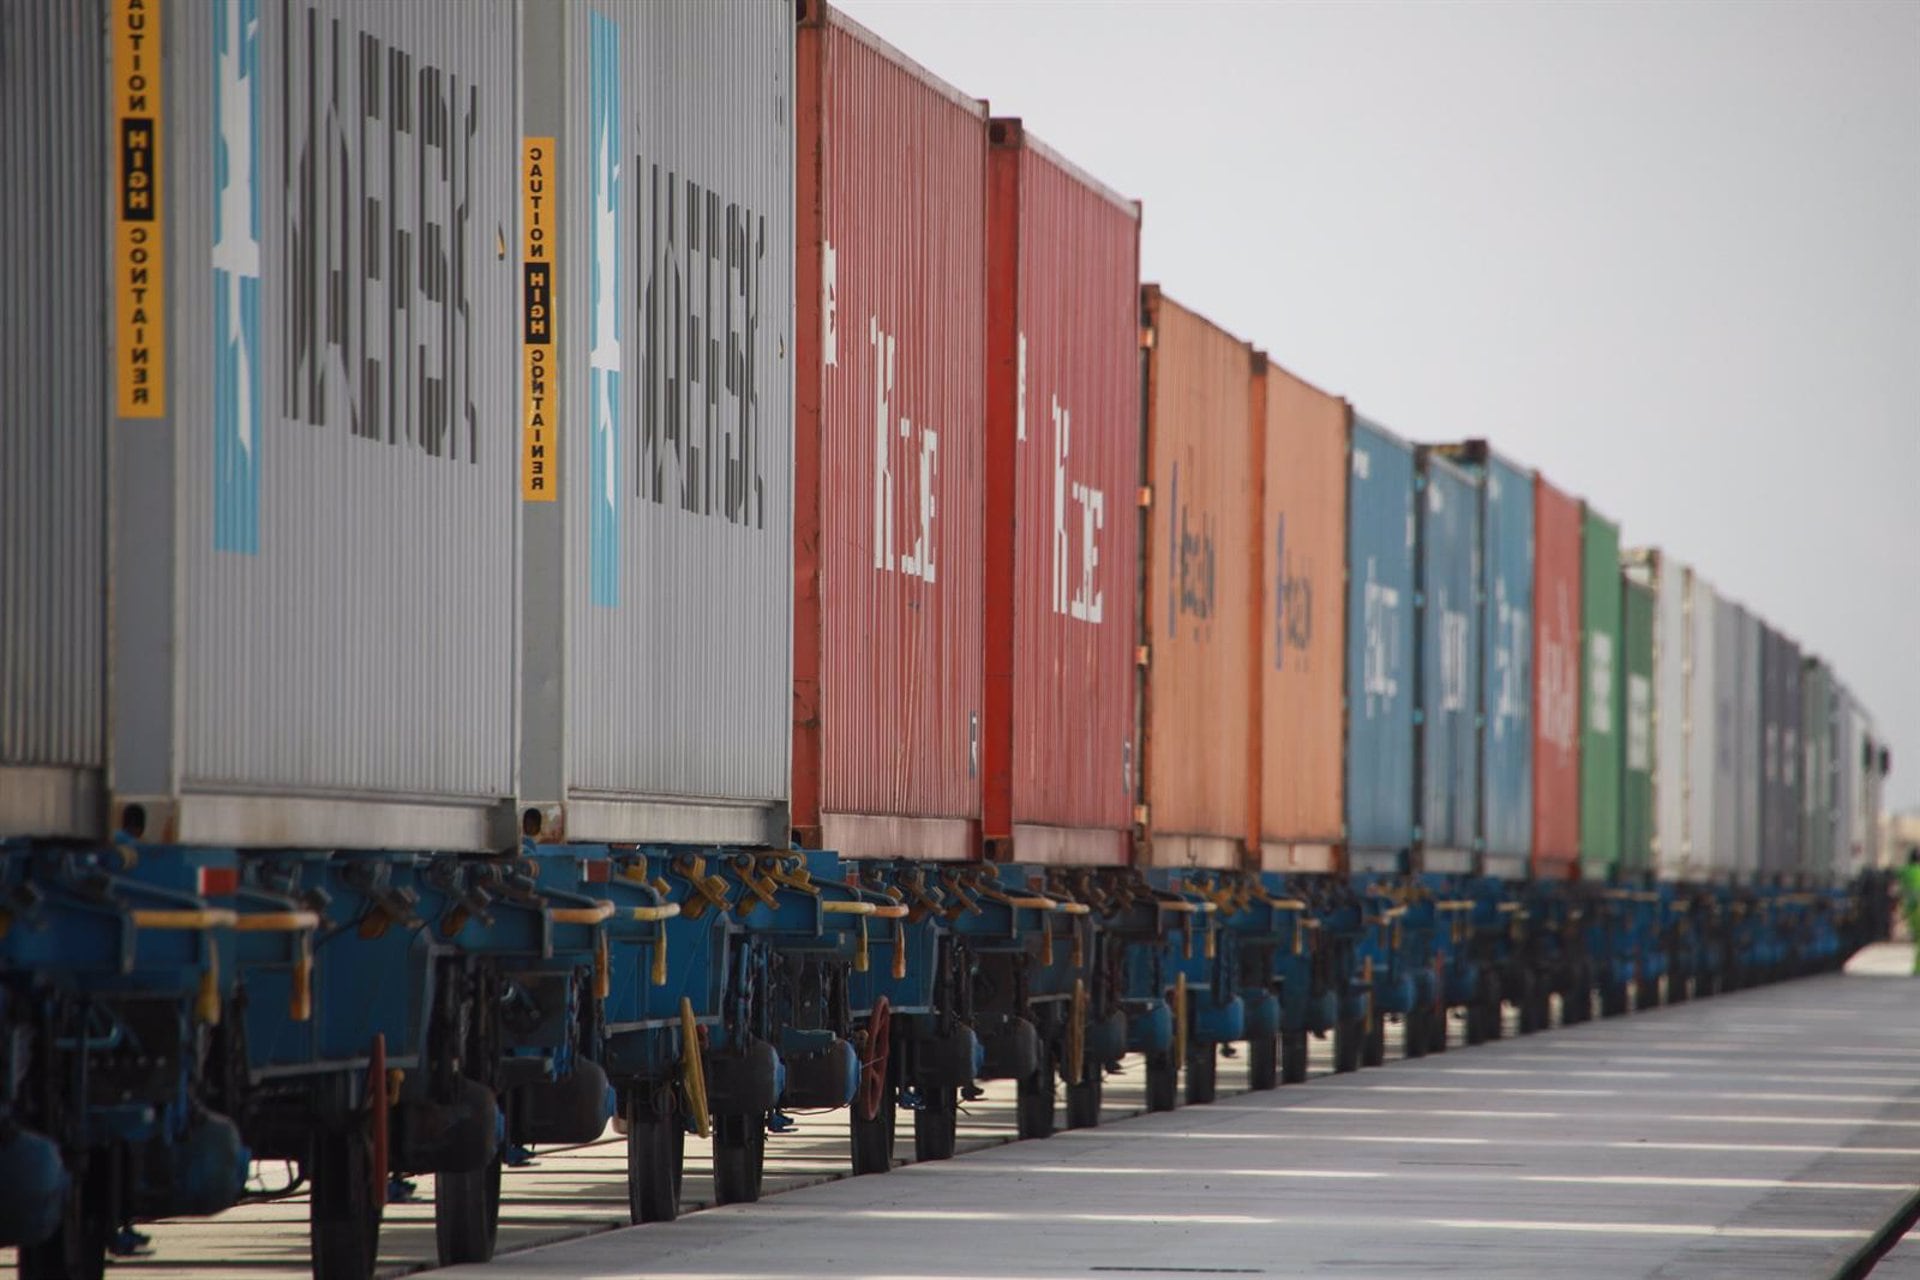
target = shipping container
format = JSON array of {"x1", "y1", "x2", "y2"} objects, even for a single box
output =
[
  {"x1": 1345, "y1": 419, "x2": 1419, "y2": 871},
  {"x1": 1711, "y1": 597, "x2": 1762, "y2": 878},
  {"x1": 1686, "y1": 570, "x2": 1719, "y2": 880},
  {"x1": 1758, "y1": 624, "x2": 1804, "y2": 877},
  {"x1": 1578, "y1": 507, "x2": 1623, "y2": 879},
  {"x1": 1411, "y1": 448, "x2": 1481, "y2": 873},
  {"x1": 1257, "y1": 364, "x2": 1348, "y2": 873},
  {"x1": 1531, "y1": 476, "x2": 1582, "y2": 878},
  {"x1": 518, "y1": 0, "x2": 795, "y2": 848},
  {"x1": 1, "y1": 0, "x2": 108, "y2": 838},
  {"x1": 1619, "y1": 572, "x2": 1656, "y2": 875},
  {"x1": 1138, "y1": 290, "x2": 1259, "y2": 868},
  {"x1": 1434, "y1": 443, "x2": 1532, "y2": 879},
  {"x1": 793, "y1": 2, "x2": 988, "y2": 859},
  {"x1": 981, "y1": 120, "x2": 1141, "y2": 865},
  {"x1": 31, "y1": 0, "x2": 526, "y2": 851},
  {"x1": 1832, "y1": 679, "x2": 1860, "y2": 878},
  {"x1": 1800, "y1": 658, "x2": 1834, "y2": 878}
]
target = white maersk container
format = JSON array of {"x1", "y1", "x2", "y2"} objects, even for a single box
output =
[
  {"x1": 5, "y1": 0, "x2": 523, "y2": 849},
  {"x1": 1626, "y1": 549, "x2": 1716, "y2": 882},
  {"x1": 517, "y1": 0, "x2": 796, "y2": 848}
]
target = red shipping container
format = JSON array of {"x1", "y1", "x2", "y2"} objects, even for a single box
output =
[
  {"x1": 1533, "y1": 474, "x2": 1583, "y2": 875},
  {"x1": 982, "y1": 121, "x2": 1141, "y2": 866},
  {"x1": 1139, "y1": 289, "x2": 1261, "y2": 869},
  {"x1": 794, "y1": 3, "x2": 987, "y2": 859}
]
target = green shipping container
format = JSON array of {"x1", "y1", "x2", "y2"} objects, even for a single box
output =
[
  {"x1": 1619, "y1": 573, "x2": 1656, "y2": 874},
  {"x1": 1801, "y1": 659, "x2": 1834, "y2": 878},
  {"x1": 1579, "y1": 507, "x2": 1623, "y2": 877}
]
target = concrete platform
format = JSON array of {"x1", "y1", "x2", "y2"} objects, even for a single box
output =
[
  {"x1": 9, "y1": 948, "x2": 1917, "y2": 1280},
  {"x1": 441, "y1": 950, "x2": 1920, "y2": 1280}
]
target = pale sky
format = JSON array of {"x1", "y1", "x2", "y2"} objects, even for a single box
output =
[{"x1": 840, "y1": 0, "x2": 1920, "y2": 812}]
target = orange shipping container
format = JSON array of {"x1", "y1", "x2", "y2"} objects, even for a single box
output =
[
  {"x1": 1139, "y1": 289, "x2": 1259, "y2": 868},
  {"x1": 1257, "y1": 363, "x2": 1348, "y2": 873},
  {"x1": 1532, "y1": 474, "x2": 1583, "y2": 874}
]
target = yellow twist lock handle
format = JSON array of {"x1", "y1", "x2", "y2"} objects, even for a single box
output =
[
  {"x1": 1204, "y1": 914, "x2": 1216, "y2": 960},
  {"x1": 290, "y1": 934, "x2": 313, "y2": 1023},
  {"x1": 196, "y1": 938, "x2": 222, "y2": 1027},
  {"x1": 680, "y1": 998, "x2": 710, "y2": 1140},
  {"x1": 594, "y1": 931, "x2": 611, "y2": 1000},
  {"x1": 892, "y1": 923, "x2": 908, "y2": 980},
  {"x1": 651, "y1": 925, "x2": 668, "y2": 988},
  {"x1": 854, "y1": 914, "x2": 870, "y2": 974}
]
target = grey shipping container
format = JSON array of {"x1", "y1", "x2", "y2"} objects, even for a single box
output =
[
  {"x1": 1684, "y1": 569, "x2": 1717, "y2": 881},
  {"x1": 518, "y1": 1, "x2": 794, "y2": 847},
  {"x1": 1, "y1": 0, "x2": 109, "y2": 837},
  {"x1": 1800, "y1": 658, "x2": 1834, "y2": 879},
  {"x1": 1711, "y1": 596, "x2": 1761, "y2": 879},
  {"x1": 44, "y1": 0, "x2": 524, "y2": 850},
  {"x1": 1627, "y1": 548, "x2": 1712, "y2": 882},
  {"x1": 1758, "y1": 624, "x2": 1804, "y2": 877},
  {"x1": 1412, "y1": 447, "x2": 1480, "y2": 872}
]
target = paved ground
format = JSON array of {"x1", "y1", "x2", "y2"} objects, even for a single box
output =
[{"x1": 11, "y1": 945, "x2": 1917, "y2": 1279}]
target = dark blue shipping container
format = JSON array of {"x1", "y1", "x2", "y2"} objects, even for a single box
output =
[
  {"x1": 1437, "y1": 442, "x2": 1535, "y2": 877},
  {"x1": 1345, "y1": 418, "x2": 1418, "y2": 870},
  {"x1": 1414, "y1": 449, "x2": 1482, "y2": 872}
]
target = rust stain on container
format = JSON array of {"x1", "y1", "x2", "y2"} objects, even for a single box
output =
[
  {"x1": 1256, "y1": 362, "x2": 1349, "y2": 872},
  {"x1": 793, "y1": 2, "x2": 987, "y2": 860},
  {"x1": 982, "y1": 120, "x2": 1140, "y2": 866},
  {"x1": 1138, "y1": 288, "x2": 1258, "y2": 869},
  {"x1": 1532, "y1": 474, "x2": 1583, "y2": 876}
]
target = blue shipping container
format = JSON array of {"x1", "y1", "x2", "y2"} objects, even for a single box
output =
[
  {"x1": 1478, "y1": 450, "x2": 1535, "y2": 870},
  {"x1": 1345, "y1": 419, "x2": 1418, "y2": 865},
  {"x1": 1414, "y1": 449, "x2": 1482, "y2": 870}
]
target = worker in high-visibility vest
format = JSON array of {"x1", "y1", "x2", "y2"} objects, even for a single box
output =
[{"x1": 1903, "y1": 850, "x2": 1920, "y2": 975}]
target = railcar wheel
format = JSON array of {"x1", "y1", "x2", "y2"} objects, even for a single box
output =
[
  {"x1": 628, "y1": 1090, "x2": 683, "y2": 1222},
  {"x1": 1016, "y1": 1061, "x2": 1056, "y2": 1140},
  {"x1": 311, "y1": 1125, "x2": 381, "y2": 1280},
  {"x1": 712, "y1": 1113, "x2": 766, "y2": 1205},
  {"x1": 1428, "y1": 1008, "x2": 1449, "y2": 1053},
  {"x1": 1635, "y1": 977, "x2": 1661, "y2": 1011},
  {"x1": 1145, "y1": 1050, "x2": 1179, "y2": 1111},
  {"x1": 18, "y1": 1188, "x2": 107, "y2": 1280},
  {"x1": 433, "y1": 1157, "x2": 502, "y2": 1266},
  {"x1": 1280, "y1": 1029, "x2": 1310, "y2": 1083},
  {"x1": 1404, "y1": 1007, "x2": 1428, "y2": 1060},
  {"x1": 1065, "y1": 1068, "x2": 1103, "y2": 1128},
  {"x1": 1248, "y1": 1033, "x2": 1280, "y2": 1088},
  {"x1": 1333, "y1": 1018, "x2": 1362, "y2": 1074},
  {"x1": 1185, "y1": 1042, "x2": 1217, "y2": 1105},
  {"x1": 849, "y1": 1083, "x2": 897, "y2": 1174},
  {"x1": 913, "y1": 1087, "x2": 959, "y2": 1162},
  {"x1": 1361, "y1": 1014, "x2": 1385, "y2": 1068}
]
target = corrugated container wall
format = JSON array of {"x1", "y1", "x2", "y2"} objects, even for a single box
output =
[
  {"x1": 1138, "y1": 290, "x2": 1258, "y2": 868},
  {"x1": 1711, "y1": 598, "x2": 1761, "y2": 878},
  {"x1": 1619, "y1": 573, "x2": 1655, "y2": 875},
  {"x1": 519, "y1": 0, "x2": 795, "y2": 848},
  {"x1": 1531, "y1": 476, "x2": 1582, "y2": 877},
  {"x1": 1801, "y1": 659, "x2": 1834, "y2": 878},
  {"x1": 794, "y1": 4, "x2": 987, "y2": 859},
  {"x1": 1578, "y1": 508, "x2": 1623, "y2": 878},
  {"x1": 1435, "y1": 444, "x2": 1533, "y2": 878},
  {"x1": 982, "y1": 121, "x2": 1140, "y2": 865},
  {"x1": 1685, "y1": 570, "x2": 1718, "y2": 879},
  {"x1": 2, "y1": 0, "x2": 108, "y2": 838},
  {"x1": 1631, "y1": 550, "x2": 1688, "y2": 879},
  {"x1": 1258, "y1": 367, "x2": 1348, "y2": 873},
  {"x1": 1836, "y1": 691, "x2": 1868, "y2": 877},
  {"x1": 1412, "y1": 449, "x2": 1481, "y2": 872},
  {"x1": 1345, "y1": 420, "x2": 1418, "y2": 867},
  {"x1": 112, "y1": 0, "x2": 521, "y2": 849},
  {"x1": 1758, "y1": 625, "x2": 1804, "y2": 876}
]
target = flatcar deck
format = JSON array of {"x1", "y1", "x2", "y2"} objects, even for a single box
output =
[{"x1": 12, "y1": 949, "x2": 1916, "y2": 1280}]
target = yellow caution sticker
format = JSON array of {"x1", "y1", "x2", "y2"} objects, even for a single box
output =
[
  {"x1": 522, "y1": 137, "x2": 556, "y2": 501},
  {"x1": 114, "y1": 0, "x2": 166, "y2": 417}
]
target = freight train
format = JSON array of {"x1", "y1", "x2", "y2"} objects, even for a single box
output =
[{"x1": 0, "y1": 1, "x2": 1894, "y2": 1278}]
